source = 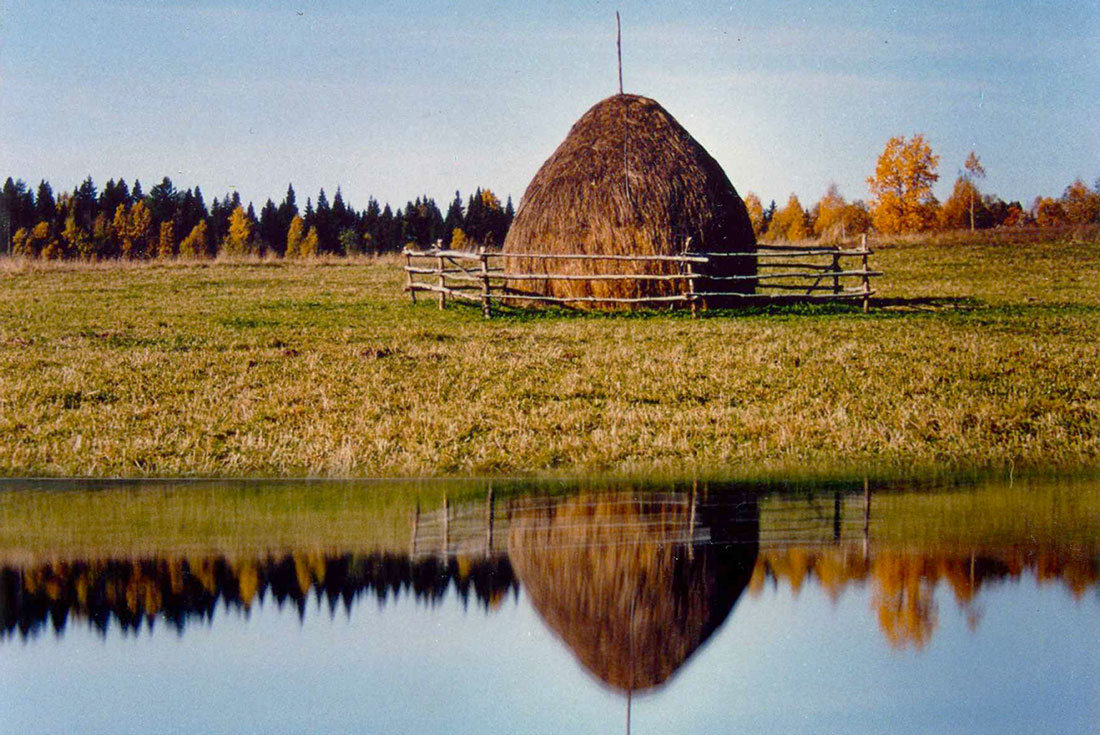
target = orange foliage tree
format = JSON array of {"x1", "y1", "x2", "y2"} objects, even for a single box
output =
[
  {"x1": 125, "y1": 200, "x2": 153, "y2": 258},
  {"x1": 284, "y1": 215, "x2": 305, "y2": 258},
  {"x1": 768, "y1": 194, "x2": 810, "y2": 241},
  {"x1": 178, "y1": 220, "x2": 208, "y2": 259},
  {"x1": 938, "y1": 178, "x2": 984, "y2": 230},
  {"x1": 812, "y1": 183, "x2": 846, "y2": 240},
  {"x1": 300, "y1": 225, "x2": 319, "y2": 257},
  {"x1": 1061, "y1": 179, "x2": 1100, "y2": 224},
  {"x1": 156, "y1": 221, "x2": 175, "y2": 258},
  {"x1": 867, "y1": 134, "x2": 940, "y2": 234},
  {"x1": 223, "y1": 205, "x2": 254, "y2": 255},
  {"x1": 1033, "y1": 197, "x2": 1066, "y2": 227},
  {"x1": 743, "y1": 192, "x2": 766, "y2": 238}
]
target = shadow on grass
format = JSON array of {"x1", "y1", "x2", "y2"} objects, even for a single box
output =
[
  {"x1": 435, "y1": 297, "x2": 973, "y2": 324},
  {"x1": 404, "y1": 294, "x2": 1096, "y2": 325}
]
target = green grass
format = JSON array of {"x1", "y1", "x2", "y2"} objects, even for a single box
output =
[{"x1": 0, "y1": 231, "x2": 1097, "y2": 477}]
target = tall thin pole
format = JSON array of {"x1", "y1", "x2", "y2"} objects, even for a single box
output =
[{"x1": 616, "y1": 11, "x2": 623, "y2": 95}]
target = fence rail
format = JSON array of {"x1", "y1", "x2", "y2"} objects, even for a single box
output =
[{"x1": 403, "y1": 235, "x2": 879, "y2": 317}]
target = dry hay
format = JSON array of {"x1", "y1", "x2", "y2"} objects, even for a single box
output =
[
  {"x1": 507, "y1": 490, "x2": 758, "y2": 693},
  {"x1": 503, "y1": 93, "x2": 757, "y2": 308}
]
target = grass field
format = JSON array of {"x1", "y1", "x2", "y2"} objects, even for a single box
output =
[{"x1": 0, "y1": 230, "x2": 1097, "y2": 478}]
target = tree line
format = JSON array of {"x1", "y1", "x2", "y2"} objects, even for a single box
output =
[
  {"x1": 747, "y1": 135, "x2": 1100, "y2": 242},
  {"x1": 5, "y1": 136, "x2": 1098, "y2": 260},
  {"x1": 0, "y1": 175, "x2": 514, "y2": 260},
  {"x1": 1, "y1": 552, "x2": 518, "y2": 639}
]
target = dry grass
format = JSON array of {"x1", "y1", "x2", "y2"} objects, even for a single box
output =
[{"x1": 0, "y1": 232, "x2": 1096, "y2": 478}]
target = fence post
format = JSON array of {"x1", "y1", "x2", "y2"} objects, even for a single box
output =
[
  {"x1": 437, "y1": 253, "x2": 446, "y2": 310},
  {"x1": 686, "y1": 258, "x2": 698, "y2": 318},
  {"x1": 682, "y1": 236, "x2": 698, "y2": 318},
  {"x1": 405, "y1": 250, "x2": 417, "y2": 304},
  {"x1": 832, "y1": 251, "x2": 840, "y2": 295},
  {"x1": 860, "y1": 233, "x2": 870, "y2": 313},
  {"x1": 479, "y1": 246, "x2": 491, "y2": 318}
]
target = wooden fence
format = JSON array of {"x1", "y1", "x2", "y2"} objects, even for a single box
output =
[{"x1": 403, "y1": 235, "x2": 879, "y2": 317}]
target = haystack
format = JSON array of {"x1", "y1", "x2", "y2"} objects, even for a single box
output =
[
  {"x1": 503, "y1": 93, "x2": 756, "y2": 306},
  {"x1": 507, "y1": 491, "x2": 758, "y2": 693}
]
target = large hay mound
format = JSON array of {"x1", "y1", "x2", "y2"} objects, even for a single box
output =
[
  {"x1": 507, "y1": 491, "x2": 758, "y2": 693},
  {"x1": 503, "y1": 93, "x2": 756, "y2": 307}
]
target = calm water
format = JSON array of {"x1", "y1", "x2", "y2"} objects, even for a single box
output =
[{"x1": 1, "y1": 476, "x2": 1097, "y2": 734}]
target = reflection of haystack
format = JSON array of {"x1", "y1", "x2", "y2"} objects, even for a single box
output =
[{"x1": 507, "y1": 492, "x2": 758, "y2": 693}]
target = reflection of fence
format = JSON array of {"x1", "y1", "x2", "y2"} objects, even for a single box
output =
[
  {"x1": 402, "y1": 236, "x2": 879, "y2": 317},
  {"x1": 408, "y1": 487, "x2": 871, "y2": 561}
]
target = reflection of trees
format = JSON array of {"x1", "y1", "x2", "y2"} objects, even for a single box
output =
[
  {"x1": 753, "y1": 548, "x2": 1099, "y2": 649},
  {"x1": 0, "y1": 553, "x2": 517, "y2": 640},
  {"x1": 507, "y1": 491, "x2": 759, "y2": 693}
]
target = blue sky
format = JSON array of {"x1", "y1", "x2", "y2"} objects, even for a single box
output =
[{"x1": 2, "y1": 1, "x2": 1097, "y2": 211}]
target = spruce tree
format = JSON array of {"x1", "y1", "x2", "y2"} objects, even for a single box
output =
[
  {"x1": 443, "y1": 191, "x2": 464, "y2": 245},
  {"x1": 315, "y1": 188, "x2": 333, "y2": 253},
  {"x1": 259, "y1": 199, "x2": 280, "y2": 255},
  {"x1": 74, "y1": 176, "x2": 98, "y2": 231},
  {"x1": 35, "y1": 181, "x2": 56, "y2": 226},
  {"x1": 148, "y1": 177, "x2": 179, "y2": 226}
]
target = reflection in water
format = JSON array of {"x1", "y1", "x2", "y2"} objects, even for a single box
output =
[
  {"x1": 507, "y1": 491, "x2": 759, "y2": 694},
  {"x1": 2, "y1": 481, "x2": 1097, "y2": 659},
  {"x1": 0, "y1": 554, "x2": 517, "y2": 640},
  {"x1": 751, "y1": 547, "x2": 1099, "y2": 649}
]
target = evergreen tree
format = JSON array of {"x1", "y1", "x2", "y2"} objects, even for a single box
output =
[
  {"x1": 259, "y1": 199, "x2": 281, "y2": 254},
  {"x1": 333, "y1": 187, "x2": 354, "y2": 234},
  {"x1": 361, "y1": 197, "x2": 381, "y2": 253},
  {"x1": 277, "y1": 184, "x2": 298, "y2": 236},
  {"x1": 148, "y1": 176, "x2": 179, "y2": 225},
  {"x1": 303, "y1": 197, "x2": 315, "y2": 233},
  {"x1": 443, "y1": 191, "x2": 464, "y2": 245},
  {"x1": 1, "y1": 178, "x2": 33, "y2": 253},
  {"x1": 464, "y1": 188, "x2": 484, "y2": 242},
  {"x1": 378, "y1": 204, "x2": 395, "y2": 253},
  {"x1": 209, "y1": 196, "x2": 234, "y2": 251},
  {"x1": 98, "y1": 178, "x2": 131, "y2": 222},
  {"x1": 131, "y1": 179, "x2": 144, "y2": 203},
  {"x1": 35, "y1": 180, "x2": 56, "y2": 226},
  {"x1": 315, "y1": 188, "x2": 334, "y2": 253},
  {"x1": 181, "y1": 186, "x2": 208, "y2": 243},
  {"x1": 74, "y1": 176, "x2": 98, "y2": 231}
]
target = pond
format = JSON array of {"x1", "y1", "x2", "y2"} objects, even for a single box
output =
[{"x1": 1, "y1": 475, "x2": 1097, "y2": 734}]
